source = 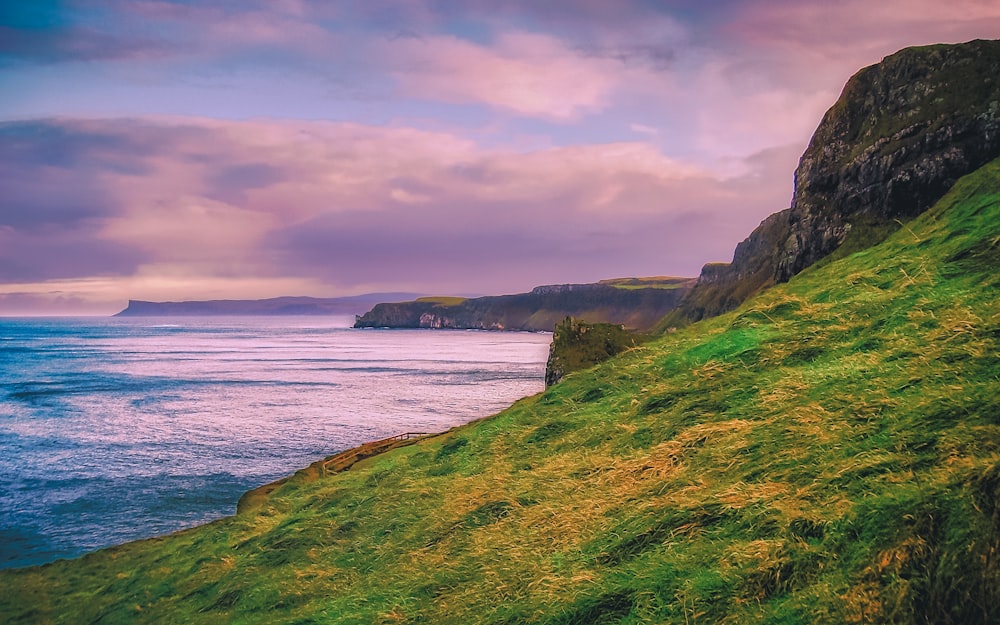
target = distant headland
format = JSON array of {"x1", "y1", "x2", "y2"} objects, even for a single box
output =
[
  {"x1": 354, "y1": 277, "x2": 695, "y2": 332},
  {"x1": 113, "y1": 294, "x2": 420, "y2": 317}
]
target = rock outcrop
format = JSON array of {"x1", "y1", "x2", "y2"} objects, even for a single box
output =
[
  {"x1": 664, "y1": 39, "x2": 1000, "y2": 327},
  {"x1": 544, "y1": 317, "x2": 642, "y2": 386}
]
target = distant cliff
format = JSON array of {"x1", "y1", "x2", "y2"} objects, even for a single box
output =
[
  {"x1": 114, "y1": 294, "x2": 419, "y2": 317},
  {"x1": 354, "y1": 277, "x2": 694, "y2": 332},
  {"x1": 663, "y1": 39, "x2": 1000, "y2": 327}
]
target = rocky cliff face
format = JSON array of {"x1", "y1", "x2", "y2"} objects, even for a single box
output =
[
  {"x1": 780, "y1": 38, "x2": 1000, "y2": 279},
  {"x1": 666, "y1": 39, "x2": 1000, "y2": 326}
]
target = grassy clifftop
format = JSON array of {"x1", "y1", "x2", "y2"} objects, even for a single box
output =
[
  {"x1": 354, "y1": 278, "x2": 694, "y2": 332},
  {"x1": 3, "y1": 160, "x2": 999, "y2": 623}
]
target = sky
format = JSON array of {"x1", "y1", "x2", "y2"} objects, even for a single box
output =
[{"x1": 2, "y1": 1, "x2": 999, "y2": 315}]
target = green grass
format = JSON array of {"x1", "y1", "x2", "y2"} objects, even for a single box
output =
[
  {"x1": 599, "y1": 276, "x2": 695, "y2": 290},
  {"x1": 413, "y1": 296, "x2": 468, "y2": 306},
  {"x1": 3, "y1": 160, "x2": 1000, "y2": 624}
]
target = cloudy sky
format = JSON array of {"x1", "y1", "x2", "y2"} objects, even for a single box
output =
[{"x1": 2, "y1": 1, "x2": 999, "y2": 314}]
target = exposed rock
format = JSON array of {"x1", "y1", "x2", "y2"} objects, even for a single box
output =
[{"x1": 666, "y1": 39, "x2": 1000, "y2": 326}]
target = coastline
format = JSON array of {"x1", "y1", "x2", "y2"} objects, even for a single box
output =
[{"x1": 0, "y1": 319, "x2": 550, "y2": 570}]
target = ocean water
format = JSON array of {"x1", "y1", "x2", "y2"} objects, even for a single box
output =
[{"x1": 0, "y1": 317, "x2": 551, "y2": 569}]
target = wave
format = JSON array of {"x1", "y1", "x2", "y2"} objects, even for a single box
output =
[{"x1": 1, "y1": 318, "x2": 549, "y2": 569}]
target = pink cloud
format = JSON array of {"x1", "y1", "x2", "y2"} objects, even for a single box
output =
[
  {"x1": 112, "y1": 0, "x2": 343, "y2": 61},
  {"x1": 606, "y1": 0, "x2": 1000, "y2": 167},
  {"x1": 7, "y1": 1, "x2": 1000, "y2": 317},
  {"x1": 1, "y1": 117, "x2": 796, "y2": 311},
  {"x1": 205, "y1": 11, "x2": 337, "y2": 53},
  {"x1": 727, "y1": 0, "x2": 1000, "y2": 84},
  {"x1": 383, "y1": 32, "x2": 628, "y2": 120}
]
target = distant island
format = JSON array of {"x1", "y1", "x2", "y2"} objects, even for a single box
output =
[
  {"x1": 114, "y1": 294, "x2": 420, "y2": 317},
  {"x1": 354, "y1": 277, "x2": 695, "y2": 332}
]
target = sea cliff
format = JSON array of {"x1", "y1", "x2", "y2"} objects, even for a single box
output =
[
  {"x1": 663, "y1": 39, "x2": 1000, "y2": 326},
  {"x1": 355, "y1": 278, "x2": 694, "y2": 332}
]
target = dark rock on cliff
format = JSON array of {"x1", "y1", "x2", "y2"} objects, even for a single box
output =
[
  {"x1": 665, "y1": 39, "x2": 1000, "y2": 327},
  {"x1": 355, "y1": 278, "x2": 694, "y2": 333}
]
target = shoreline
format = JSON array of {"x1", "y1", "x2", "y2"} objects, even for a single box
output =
[
  {"x1": 1, "y1": 428, "x2": 460, "y2": 573},
  {"x1": 0, "y1": 320, "x2": 550, "y2": 572}
]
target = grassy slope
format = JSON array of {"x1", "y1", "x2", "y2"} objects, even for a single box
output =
[
  {"x1": 599, "y1": 277, "x2": 695, "y2": 291},
  {"x1": 3, "y1": 161, "x2": 1000, "y2": 624},
  {"x1": 414, "y1": 296, "x2": 469, "y2": 306}
]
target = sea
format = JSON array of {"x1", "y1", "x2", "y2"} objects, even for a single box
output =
[{"x1": 0, "y1": 316, "x2": 552, "y2": 569}]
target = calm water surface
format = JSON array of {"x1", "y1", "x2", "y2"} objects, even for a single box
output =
[{"x1": 0, "y1": 316, "x2": 551, "y2": 568}]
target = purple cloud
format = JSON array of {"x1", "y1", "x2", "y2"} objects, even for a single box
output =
[
  {"x1": 0, "y1": 225, "x2": 143, "y2": 282},
  {"x1": 4, "y1": 1, "x2": 1000, "y2": 314},
  {"x1": 0, "y1": 117, "x2": 796, "y2": 306},
  {"x1": 0, "y1": 25, "x2": 166, "y2": 64}
]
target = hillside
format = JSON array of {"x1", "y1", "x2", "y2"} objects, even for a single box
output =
[
  {"x1": 664, "y1": 39, "x2": 1000, "y2": 327},
  {"x1": 3, "y1": 154, "x2": 998, "y2": 623},
  {"x1": 354, "y1": 277, "x2": 694, "y2": 332}
]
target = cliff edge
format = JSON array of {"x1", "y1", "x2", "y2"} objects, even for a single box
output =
[
  {"x1": 355, "y1": 277, "x2": 694, "y2": 333},
  {"x1": 665, "y1": 38, "x2": 1000, "y2": 326}
]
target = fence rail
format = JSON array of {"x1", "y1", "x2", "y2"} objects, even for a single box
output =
[{"x1": 321, "y1": 432, "x2": 432, "y2": 475}]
